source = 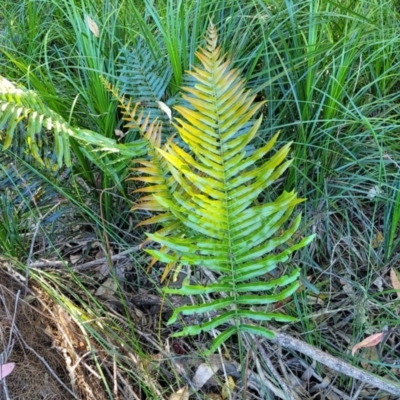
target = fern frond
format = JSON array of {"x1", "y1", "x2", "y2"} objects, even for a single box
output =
[
  {"x1": 145, "y1": 23, "x2": 315, "y2": 352},
  {"x1": 118, "y1": 40, "x2": 173, "y2": 131},
  {"x1": 131, "y1": 134, "x2": 190, "y2": 278},
  {"x1": 104, "y1": 79, "x2": 178, "y2": 227},
  {"x1": 103, "y1": 78, "x2": 186, "y2": 276},
  {"x1": 0, "y1": 76, "x2": 146, "y2": 169}
]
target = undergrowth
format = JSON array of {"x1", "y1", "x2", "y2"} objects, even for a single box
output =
[{"x1": 0, "y1": 0, "x2": 400, "y2": 398}]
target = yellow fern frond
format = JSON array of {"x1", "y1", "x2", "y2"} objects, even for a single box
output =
[{"x1": 143, "y1": 23, "x2": 314, "y2": 353}]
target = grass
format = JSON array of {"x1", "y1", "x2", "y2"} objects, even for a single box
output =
[{"x1": 1, "y1": 0, "x2": 400, "y2": 398}]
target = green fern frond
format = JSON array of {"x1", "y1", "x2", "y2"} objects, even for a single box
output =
[
  {"x1": 144, "y1": 23, "x2": 315, "y2": 353},
  {"x1": 118, "y1": 40, "x2": 173, "y2": 131},
  {"x1": 0, "y1": 76, "x2": 72, "y2": 168},
  {"x1": 0, "y1": 76, "x2": 147, "y2": 169}
]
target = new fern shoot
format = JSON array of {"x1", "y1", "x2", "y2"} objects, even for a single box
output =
[{"x1": 135, "y1": 23, "x2": 315, "y2": 354}]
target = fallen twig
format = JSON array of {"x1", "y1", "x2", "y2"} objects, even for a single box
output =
[
  {"x1": 271, "y1": 330, "x2": 400, "y2": 397},
  {"x1": 72, "y1": 247, "x2": 140, "y2": 271},
  {"x1": 29, "y1": 246, "x2": 140, "y2": 271},
  {"x1": 253, "y1": 340, "x2": 298, "y2": 400}
]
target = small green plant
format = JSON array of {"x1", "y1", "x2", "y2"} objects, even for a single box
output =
[{"x1": 130, "y1": 23, "x2": 315, "y2": 353}]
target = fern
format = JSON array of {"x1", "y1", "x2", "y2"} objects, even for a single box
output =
[
  {"x1": 118, "y1": 39, "x2": 174, "y2": 134},
  {"x1": 0, "y1": 76, "x2": 147, "y2": 169},
  {"x1": 103, "y1": 78, "x2": 175, "y2": 221},
  {"x1": 104, "y1": 78, "x2": 187, "y2": 278},
  {"x1": 140, "y1": 23, "x2": 315, "y2": 353}
]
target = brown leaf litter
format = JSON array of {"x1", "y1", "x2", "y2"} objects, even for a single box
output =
[{"x1": 0, "y1": 259, "x2": 108, "y2": 400}]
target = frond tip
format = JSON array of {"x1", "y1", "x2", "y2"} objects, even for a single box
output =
[{"x1": 140, "y1": 23, "x2": 315, "y2": 353}]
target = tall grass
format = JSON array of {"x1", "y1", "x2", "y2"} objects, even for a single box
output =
[{"x1": 251, "y1": 1, "x2": 400, "y2": 384}]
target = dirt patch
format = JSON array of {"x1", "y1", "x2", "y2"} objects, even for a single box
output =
[{"x1": 0, "y1": 260, "x2": 107, "y2": 400}]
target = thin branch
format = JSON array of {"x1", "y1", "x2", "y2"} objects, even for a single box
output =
[
  {"x1": 29, "y1": 246, "x2": 140, "y2": 271},
  {"x1": 253, "y1": 339, "x2": 298, "y2": 400},
  {"x1": 72, "y1": 247, "x2": 140, "y2": 271},
  {"x1": 271, "y1": 330, "x2": 400, "y2": 396},
  {"x1": 252, "y1": 353, "x2": 290, "y2": 400}
]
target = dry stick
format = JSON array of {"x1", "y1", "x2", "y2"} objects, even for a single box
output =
[
  {"x1": 113, "y1": 355, "x2": 118, "y2": 399},
  {"x1": 29, "y1": 246, "x2": 140, "y2": 270},
  {"x1": 6, "y1": 288, "x2": 18, "y2": 359},
  {"x1": 239, "y1": 331, "x2": 294, "y2": 399},
  {"x1": 350, "y1": 382, "x2": 366, "y2": 400},
  {"x1": 72, "y1": 246, "x2": 140, "y2": 271},
  {"x1": 252, "y1": 352, "x2": 290, "y2": 400},
  {"x1": 252, "y1": 338, "x2": 297, "y2": 400},
  {"x1": 271, "y1": 330, "x2": 400, "y2": 397},
  {"x1": 115, "y1": 371, "x2": 141, "y2": 400},
  {"x1": 276, "y1": 346, "x2": 291, "y2": 389}
]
